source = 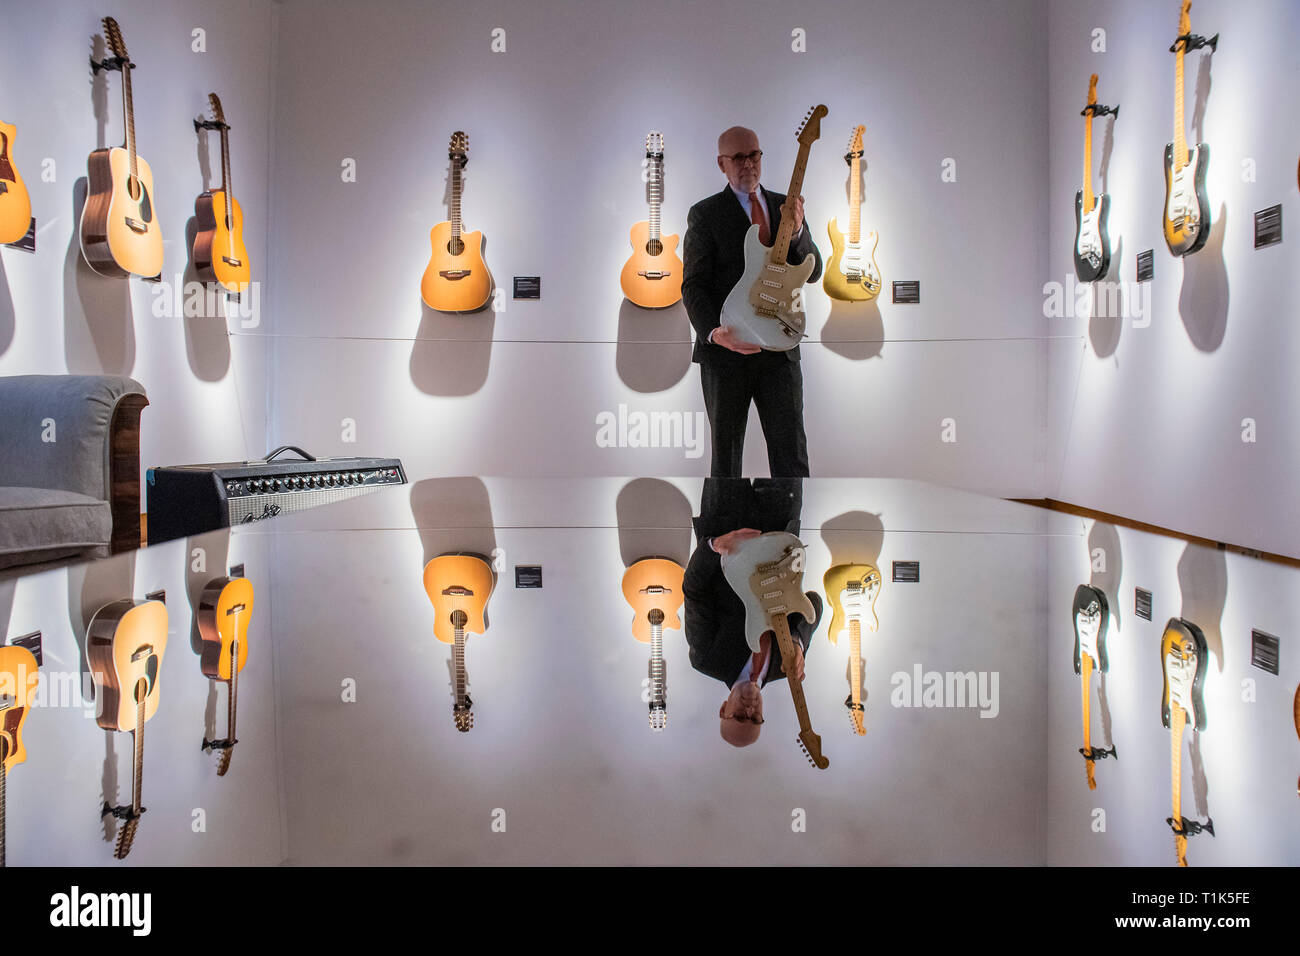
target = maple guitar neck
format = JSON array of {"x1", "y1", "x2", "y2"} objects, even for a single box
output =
[
  {"x1": 848, "y1": 150, "x2": 862, "y2": 244},
  {"x1": 1170, "y1": 703, "x2": 1187, "y2": 866},
  {"x1": 1082, "y1": 103, "x2": 1094, "y2": 214},
  {"x1": 849, "y1": 618, "x2": 863, "y2": 728},
  {"x1": 1173, "y1": 26, "x2": 1187, "y2": 171},
  {"x1": 769, "y1": 140, "x2": 813, "y2": 264},
  {"x1": 769, "y1": 612, "x2": 815, "y2": 741},
  {"x1": 1081, "y1": 653, "x2": 1095, "y2": 789}
]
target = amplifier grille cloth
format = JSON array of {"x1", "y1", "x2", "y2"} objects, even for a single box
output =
[{"x1": 227, "y1": 485, "x2": 381, "y2": 524}]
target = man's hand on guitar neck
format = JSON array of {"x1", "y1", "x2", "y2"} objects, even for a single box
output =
[{"x1": 777, "y1": 634, "x2": 805, "y2": 682}]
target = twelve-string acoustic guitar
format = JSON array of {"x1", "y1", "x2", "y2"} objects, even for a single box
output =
[
  {"x1": 621, "y1": 558, "x2": 684, "y2": 731},
  {"x1": 197, "y1": 574, "x2": 254, "y2": 775},
  {"x1": 823, "y1": 563, "x2": 880, "y2": 736},
  {"x1": 193, "y1": 93, "x2": 251, "y2": 293},
  {"x1": 423, "y1": 554, "x2": 495, "y2": 731},
  {"x1": 421, "y1": 131, "x2": 494, "y2": 312}
]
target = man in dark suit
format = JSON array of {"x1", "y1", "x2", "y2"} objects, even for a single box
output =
[
  {"x1": 683, "y1": 126, "x2": 822, "y2": 478},
  {"x1": 684, "y1": 479, "x2": 820, "y2": 747}
]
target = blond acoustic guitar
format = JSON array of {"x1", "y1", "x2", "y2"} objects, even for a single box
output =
[
  {"x1": 0, "y1": 644, "x2": 39, "y2": 867},
  {"x1": 80, "y1": 17, "x2": 164, "y2": 279},
  {"x1": 197, "y1": 575, "x2": 254, "y2": 776},
  {"x1": 421, "y1": 131, "x2": 493, "y2": 313},
  {"x1": 620, "y1": 132, "x2": 682, "y2": 308},
  {"x1": 621, "y1": 557, "x2": 684, "y2": 730},
  {"x1": 193, "y1": 93, "x2": 251, "y2": 294},
  {"x1": 824, "y1": 125, "x2": 881, "y2": 302},
  {"x1": 0, "y1": 121, "x2": 32, "y2": 245},
  {"x1": 423, "y1": 554, "x2": 495, "y2": 731},
  {"x1": 87, "y1": 597, "x2": 168, "y2": 859}
]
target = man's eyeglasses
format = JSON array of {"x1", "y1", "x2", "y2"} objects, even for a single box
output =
[{"x1": 721, "y1": 150, "x2": 763, "y2": 165}]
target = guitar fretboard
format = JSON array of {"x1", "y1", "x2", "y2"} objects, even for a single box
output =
[
  {"x1": 453, "y1": 624, "x2": 468, "y2": 708},
  {"x1": 122, "y1": 61, "x2": 139, "y2": 183},
  {"x1": 450, "y1": 159, "x2": 463, "y2": 245},
  {"x1": 770, "y1": 140, "x2": 815, "y2": 264},
  {"x1": 1081, "y1": 653, "x2": 1096, "y2": 789},
  {"x1": 0, "y1": 740, "x2": 7, "y2": 868},
  {"x1": 646, "y1": 156, "x2": 663, "y2": 245},
  {"x1": 649, "y1": 622, "x2": 665, "y2": 707},
  {"x1": 848, "y1": 153, "x2": 861, "y2": 244},
  {"x1": 1173, "y1": 22, "x2": 1187, "y2": 170},
  {"x1": 1082, "y1": 104, "x2": 1095, "y2": 214},
  {"x1": 1170, "y1": 702, "x2": 1187, "y2": 866},
  {"x1": 220, "y1": 124, "x2": 234, "y2": 235},
  {"x1": 115, "y1": 685, "x2": 146, "y2": 859}
]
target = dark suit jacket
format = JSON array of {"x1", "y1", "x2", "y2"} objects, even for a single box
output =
[{"x1": 683, "y1": 185, "x2": 823, "y2": 365}]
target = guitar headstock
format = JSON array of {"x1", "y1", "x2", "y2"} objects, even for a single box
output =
[
  {"x1": 796, "y1": 105, "x2": 828, "y2": 147},
  {"x1": 448, "y1": 130, "x2": 469, "y2": 168},
  {"x1": 102, "y1": 16, "x2": 129, "y2": 62},
  {"x1": 844, "y1": 124, "x2": 865, "y2": 163},
  {"x1": 453, "y1": 699, "x2": 474, "y2": 732},
  {"x1": 1179, "y1": 0, "x2": 1192, "y2": 36},
  {"x1": 845, "y1": 696, "x2": 866, "y2": 736},
  {"x1": 648, "y1": 702, "x2": 667, "y2": 732},
  {"x1": 208, "y1": 92, "x2": 227, "y2": 127},
  {"x1": 1087, "y1": 73, "x2": 1098, "y2": 106},
  {"x1": 645, "y1": 130, "x2": 664, "y2": 159},
  {"x1": 798, "y1": 729, "x2": 829, "y2": 769}
]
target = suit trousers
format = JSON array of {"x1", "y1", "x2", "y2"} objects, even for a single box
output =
[{"x1": 699, "y1": 354, "x2": 809, "y2": 477}]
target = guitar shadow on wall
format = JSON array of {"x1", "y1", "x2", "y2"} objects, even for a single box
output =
[
  {"x1": 0, "y1": 252, "x2": 14, "y2": 357},
  {"x1": 820, "y1": 298, "x2": 884, "y2": 362},
  {"x1": 184, "y1": 529, "x2": 232, "y2": 746},
  {"x1": 409, "y1": 298, "x2": 495, "y2": 397},
  {"x1": 0, "y1": 578, "x2": 15, "y2": 642},
  {"x1": 614, "y1": 299, "x2": 692, "y2": 393},
  {"x1": 181, "y1": 214, "x2": 233, "y2": 382},
  {"x1": 1088, "y1": 235, "x2": 1124, "y2": 359},
  {"x1": 1178, "y1": 202, "x2": 1229, "y2": 352},
  {"x1": 615, "y1": 478, "x2": 693, "y2": 568},
  {"x1": 410, "y1": 477, "x2": 499, "y2": 581},
  {"x1": 63, "y1": 176, "x2": 135, "y2": 375},
  {"x1": 819, "y1": 510, "x2": 886, "y2": 707}
]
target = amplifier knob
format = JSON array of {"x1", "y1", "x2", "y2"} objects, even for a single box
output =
[{"x1": 326, "y1": 475, "x2": 336, "y2": 486}]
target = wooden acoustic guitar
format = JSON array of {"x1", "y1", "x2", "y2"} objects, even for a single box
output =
[
  {"x1": 620, "y1": 132, "x2": 683, "y2": 308},
  {"x1": 197, "y1": 575, "x2": 254, "y2": 776},
  {"x1": 1074, "y1": 75, "x2": 1113, "y2": 282},
  {"x1": 1072, "y1": 585, "x2": 1115, "y2": 789},
  {"x1": 1160, "y1": 617, "x2": 1211, "y2": 866},
  {"x1": 824, "y1": 125, "x2": 881, "y2": 302},
  {"x1": 193, "y1": 93, "x2": 251, "y2": 293},
  {"x1": 0, "y1": 120, "x2": 32, "y2": 245},
  {"x1": 823, "y1": 563, "x2": 880, "y2": 736},
  {"x1": 1162, "y1": 0, "x2": 1214, "y2": 257},
  {"x1": 423, "y1": 554, "x2": 494, "y2": 731},
  {"x1": 721, "y1": 532, "x2": 828, "y2": 769},
  {"x1": 0, "y1": 645, "x2": 39, "y2": 868},
  {"x1": 420, "y1": 131, "x2": 493, "y2": 312},
  {"x1": 87, "y1": 597, "x2": 168, "y2": 859},
  {"x1": 80, "y1": 17, "x2": 164, "y2": 278},
  {"x1": 719, "y1": 105, "x2": 827, "y2": 350},
  {"x1": 621, "y1": 557, "x2": 684, "y2": 731}
]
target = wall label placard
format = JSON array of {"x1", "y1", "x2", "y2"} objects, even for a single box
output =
[
  {"x1": 512, "y1": 276, "x2": 541, "y2": 299},
  {"x1": 1135, "y1": 587, "x2": 1153, "y2": 621},
  {"x1": 1136, "y1": 250, "x2": 1154, "y2": 282},
  {"x1": 1250, "y1": 629, "x2": 1280, "y2": 675},
  {"x1": 514, "y1": 565, "x2": 543, "y2": 588},
  {"x1": 891, "y1": 281, "x2": 920, "y2": 304},
  {"x1": 6, "y1": 219, "x2": 36, "y2": 253},
  {"x1": 229, "y1": 563, "x2": 245, "y2": 579},
  {"x1": 1253, "y1": 204, "x2": 1282, "y2": 249},
  {"x1": 891, "y1": 560, "x2": 920, "y2": 583},
  {"x1": 11, "y1": 630, "x2": 42, "y2": 666}
]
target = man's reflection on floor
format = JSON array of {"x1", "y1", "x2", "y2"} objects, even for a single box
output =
[{"x1": 684, "y1": 478, "x2": 820, "y2": 747}]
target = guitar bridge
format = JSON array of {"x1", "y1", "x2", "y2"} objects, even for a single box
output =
[
  {"x1": 438, "y1": 270, "x2": 471, "y2": 280},
  {"x1": 221, "y1": 255, "x2": 243, "y2": 267},
  {"x1": 636, "y1": 270, "x2": 670, "y2": 280},
  {"x1": 125, "y1": 217, "x2": 147, "y2": 233}
]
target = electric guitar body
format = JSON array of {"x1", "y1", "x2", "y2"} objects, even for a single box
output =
[
  {"x1": 823, "y1": 562, "x2": 880, "y2": 735},
  {"x1": 1161, "y1": 618, "x2": 1207, "y2": 734},
  {"x1": 1073, "y1": 190, "x2": 1111, "y2": 282},
  {"x1": 0, "y1": 120, "x2": 32, "y2": 245},
  {"x1": 421, "y1": 131, "x2": 493, "y2": 313},
  {"x1": 423, "y1": 553, "x2": 494, "y2": 731},
  {"x1": 1073, "y1": 584, "x2": 1113, "y2": 789},
  {"x1": 1162, "y1": 143, "x2": 1210, "y2": 257},
  {"x1": 192, "y1": 94, "x2": 250, "y2": 292},
  {"x1": 621, "y1": 132, "x2": 682, "y2": 308}
]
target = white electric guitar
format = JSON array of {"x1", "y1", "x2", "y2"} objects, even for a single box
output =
[{"x1": 719, "y1": 105, "x2": 827, "y2": 351}]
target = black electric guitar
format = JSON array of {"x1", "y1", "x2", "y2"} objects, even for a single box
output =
[
  {"x1": 1072, "y1": 585, "x2": 1115, "y2": 789},
  {"x1": 1160, "y1": 618, "x2": 1212, "y2": 866},
  {"x1": 1073, "y1": 75, "x2": 1113, "y2": 282}
]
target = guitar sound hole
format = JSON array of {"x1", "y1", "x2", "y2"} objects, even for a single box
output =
[
  {"x1": 127, "y1": 176, "x2": 142, "y2": 202},
  {"x1": 645, "y1": 239, "x2": 663, "y2": 257},
  {"x1": 446, "y1": 238, "x2": 465, "y2": 257}
]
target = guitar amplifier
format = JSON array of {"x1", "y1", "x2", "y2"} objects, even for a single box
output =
[{"x1": 146, "y1": 446, "x2": 405, "y2": 544}]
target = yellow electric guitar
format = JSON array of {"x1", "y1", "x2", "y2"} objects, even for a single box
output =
[
  {"x1": 1160, "y1": 618, "x2": 1212, "y2": 866},
  {"x1": 87, "y1": 597, "x2": 168, "y2": 859},
  {"x1": 420, "y1": 131, "x2": 493, "y2": 313},
  {"x1": 79, "y1": 16, "x2": 164, "y2": 278},
  {"x1": 1162, "y1": 0, "x2": 1216, "y2": 257},
  {"x1": 197, "y1": 575, "x2": 254, "y2": 776},
  {"x1": 823, "y1": 563, "x2": 880, "y2": 736},
  {"x1": 620, "y1": 132, "x2": 683, "y2": 308},
  {"x1": 0, "y1": 644, "x2": 39, "y2": 868},
  {"x1": 824, "y1": 125, "x2": 881, "y2": 302},
  {"x1": 621, "y1": 557, "x2": 685, "y2": 731},
  {"x1": 193, "y1": 93, "x2": 251, "y2": 293},
  {"x1": 423, "y1": 554, "x2": 495, "y2": 731},
  {"x1": 0, "y1": 120, "x2": 32, "y2": 245}
]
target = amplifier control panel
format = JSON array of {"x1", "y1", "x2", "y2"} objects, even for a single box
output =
[{"x1": 224, "y1": 467, "x2": 403, "y2": 498}]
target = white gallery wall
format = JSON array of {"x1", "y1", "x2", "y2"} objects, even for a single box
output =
[{"x1": 1045, "y1": 0, "x2": 1300, "y2": 557}]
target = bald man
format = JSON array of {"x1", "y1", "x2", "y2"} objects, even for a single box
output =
[{"x1": 682, "y1": 126, "x2": 822, "y2": 478}]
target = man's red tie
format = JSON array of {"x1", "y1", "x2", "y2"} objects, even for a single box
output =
[
  {"x1": 748, "y1": 191, "x2": 770, "y2": 245},
  {"x1": 751, "y1": 632, "x2": 771, "y2": 684}
]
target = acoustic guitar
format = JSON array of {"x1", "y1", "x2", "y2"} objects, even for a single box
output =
[
  {"x1": 1160, "y1": 618, "x2": 1211, "y2": 866},
  {"x1": 721, "y1": 532, "x2": 828, "y2": 769},
  {"x1": 1293, "y1": 681, "x2": 1299, "y2": 797},
  {"x1": 620, "y1": 132, "x2": 683, "y2": 308},
  {"x1": 420, "y1": 131, "x2": 493, "y2": 313},
  {"x1": 1072, "y1": 585, "x2": 1115, "y2": 789},
  {"x1": 197, "y1": 575, "x2": 254, "y2": 776},
  {"x1": 621, "y1": 557, "x2": 684, "y2": 731},
  {"x1": 0, "y1": 120, "x2": 32, "y2": 245},
  {"x1": 80, "y1": 17, "x2": 164, "y2": 279},
  {"x1": 1162, "y1": 0, "x2": 1214, "y2": 257},
  {"x1": 423, "y1": 554, "x2": 494, "y2": 731},
  {"x1": 1074, "y1": 75, "x2": 1113, "y2": 282},
  {"x1": 824, "y1": 125, "x2": 881, "y2": 302},
  {"x1": 823, "y1": 563, "x2": 880, "y2": 736},
  {"x1": 0, "y1": 645, "x2": 38, "y2": 868},
  {"x1": 193, "y1": 93, "x2": 251, "y2": 293},
  {"x1": 719, "y1": 105, "x2": 827, "y2": 350},
  {"x1": 87, "y1": 597, "x2": 168, "y2": 859}
]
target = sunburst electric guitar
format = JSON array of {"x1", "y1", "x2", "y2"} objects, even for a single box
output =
[
  {"x1": 620, "y1": 132, "x2": 683, "y2": 308},
  {"x1": 1160, "y1": 618, "x2": 1212, "y2": 866},
  {"x1": 824, "y1": 125, "x2": 880, "y2": 302},
  {"x1": 197, "y1": 575, "x2": 254, "y2": 776},
  {"x1": 720, "y1": 105, "x2": 827, "y2": 350},
  {"x1": 0, "y1": 645, "x2": 39, "y2": 867},
  {"x1": 721, "y1": 532, "x2": 828, "y2": 769},
  {"x1": 423, "y1": 554, "x2": 494, "y2": 731},
  {"x1": 1072, "y1": 585, "x2": 1115, "y2": 789},
  {"x1": 823, "y1": 563, "x2": 880, "y2": 736},
  {"x1": 0, "y1": 121, "x2": 32, "y2": 245},
  {"x1": 621, "y1": 558, "x2": 684, "y2": 731},
  {"x1": 88, "y1": 597, "x2": 168, "y2": 859},
  {"x1": 80, "y1": 16, "x2": 164, "y2": 278},
  {"x1": 1074, "y1": 75, "x2": 1113, "y2": 282},
  {"x1": 193, "y1": 93, "x2": 251, "y2": 293},
  {"x1": 421, "y1": 131, "x2": 493, "y2": 313},
  {"x1": 1162, "y1": 0, "x2": 1215, "y2": 257}
]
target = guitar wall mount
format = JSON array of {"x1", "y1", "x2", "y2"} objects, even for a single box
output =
[
  {"x1": 1166, "y1": 815, "x2": 1214, "y2": 838},
  {"x1": 101, "y1": 800, "x2": 145, "y2": 822},
  {"x1": 1080, "y1": 103, "x2": 1120, "y2": 119},
  {"x1": 193, "y1": 118, "x2": 230, "y2": 133},
  {"x1": 89, "y1": 54, "x2": 132, "y2": 74},
  {"x1": 1169, "y1": 32, "x2": 1219, "y2": 54},
  {"x1": 1079, "y1": 744, "x2": 1117, "y2": 762}
]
